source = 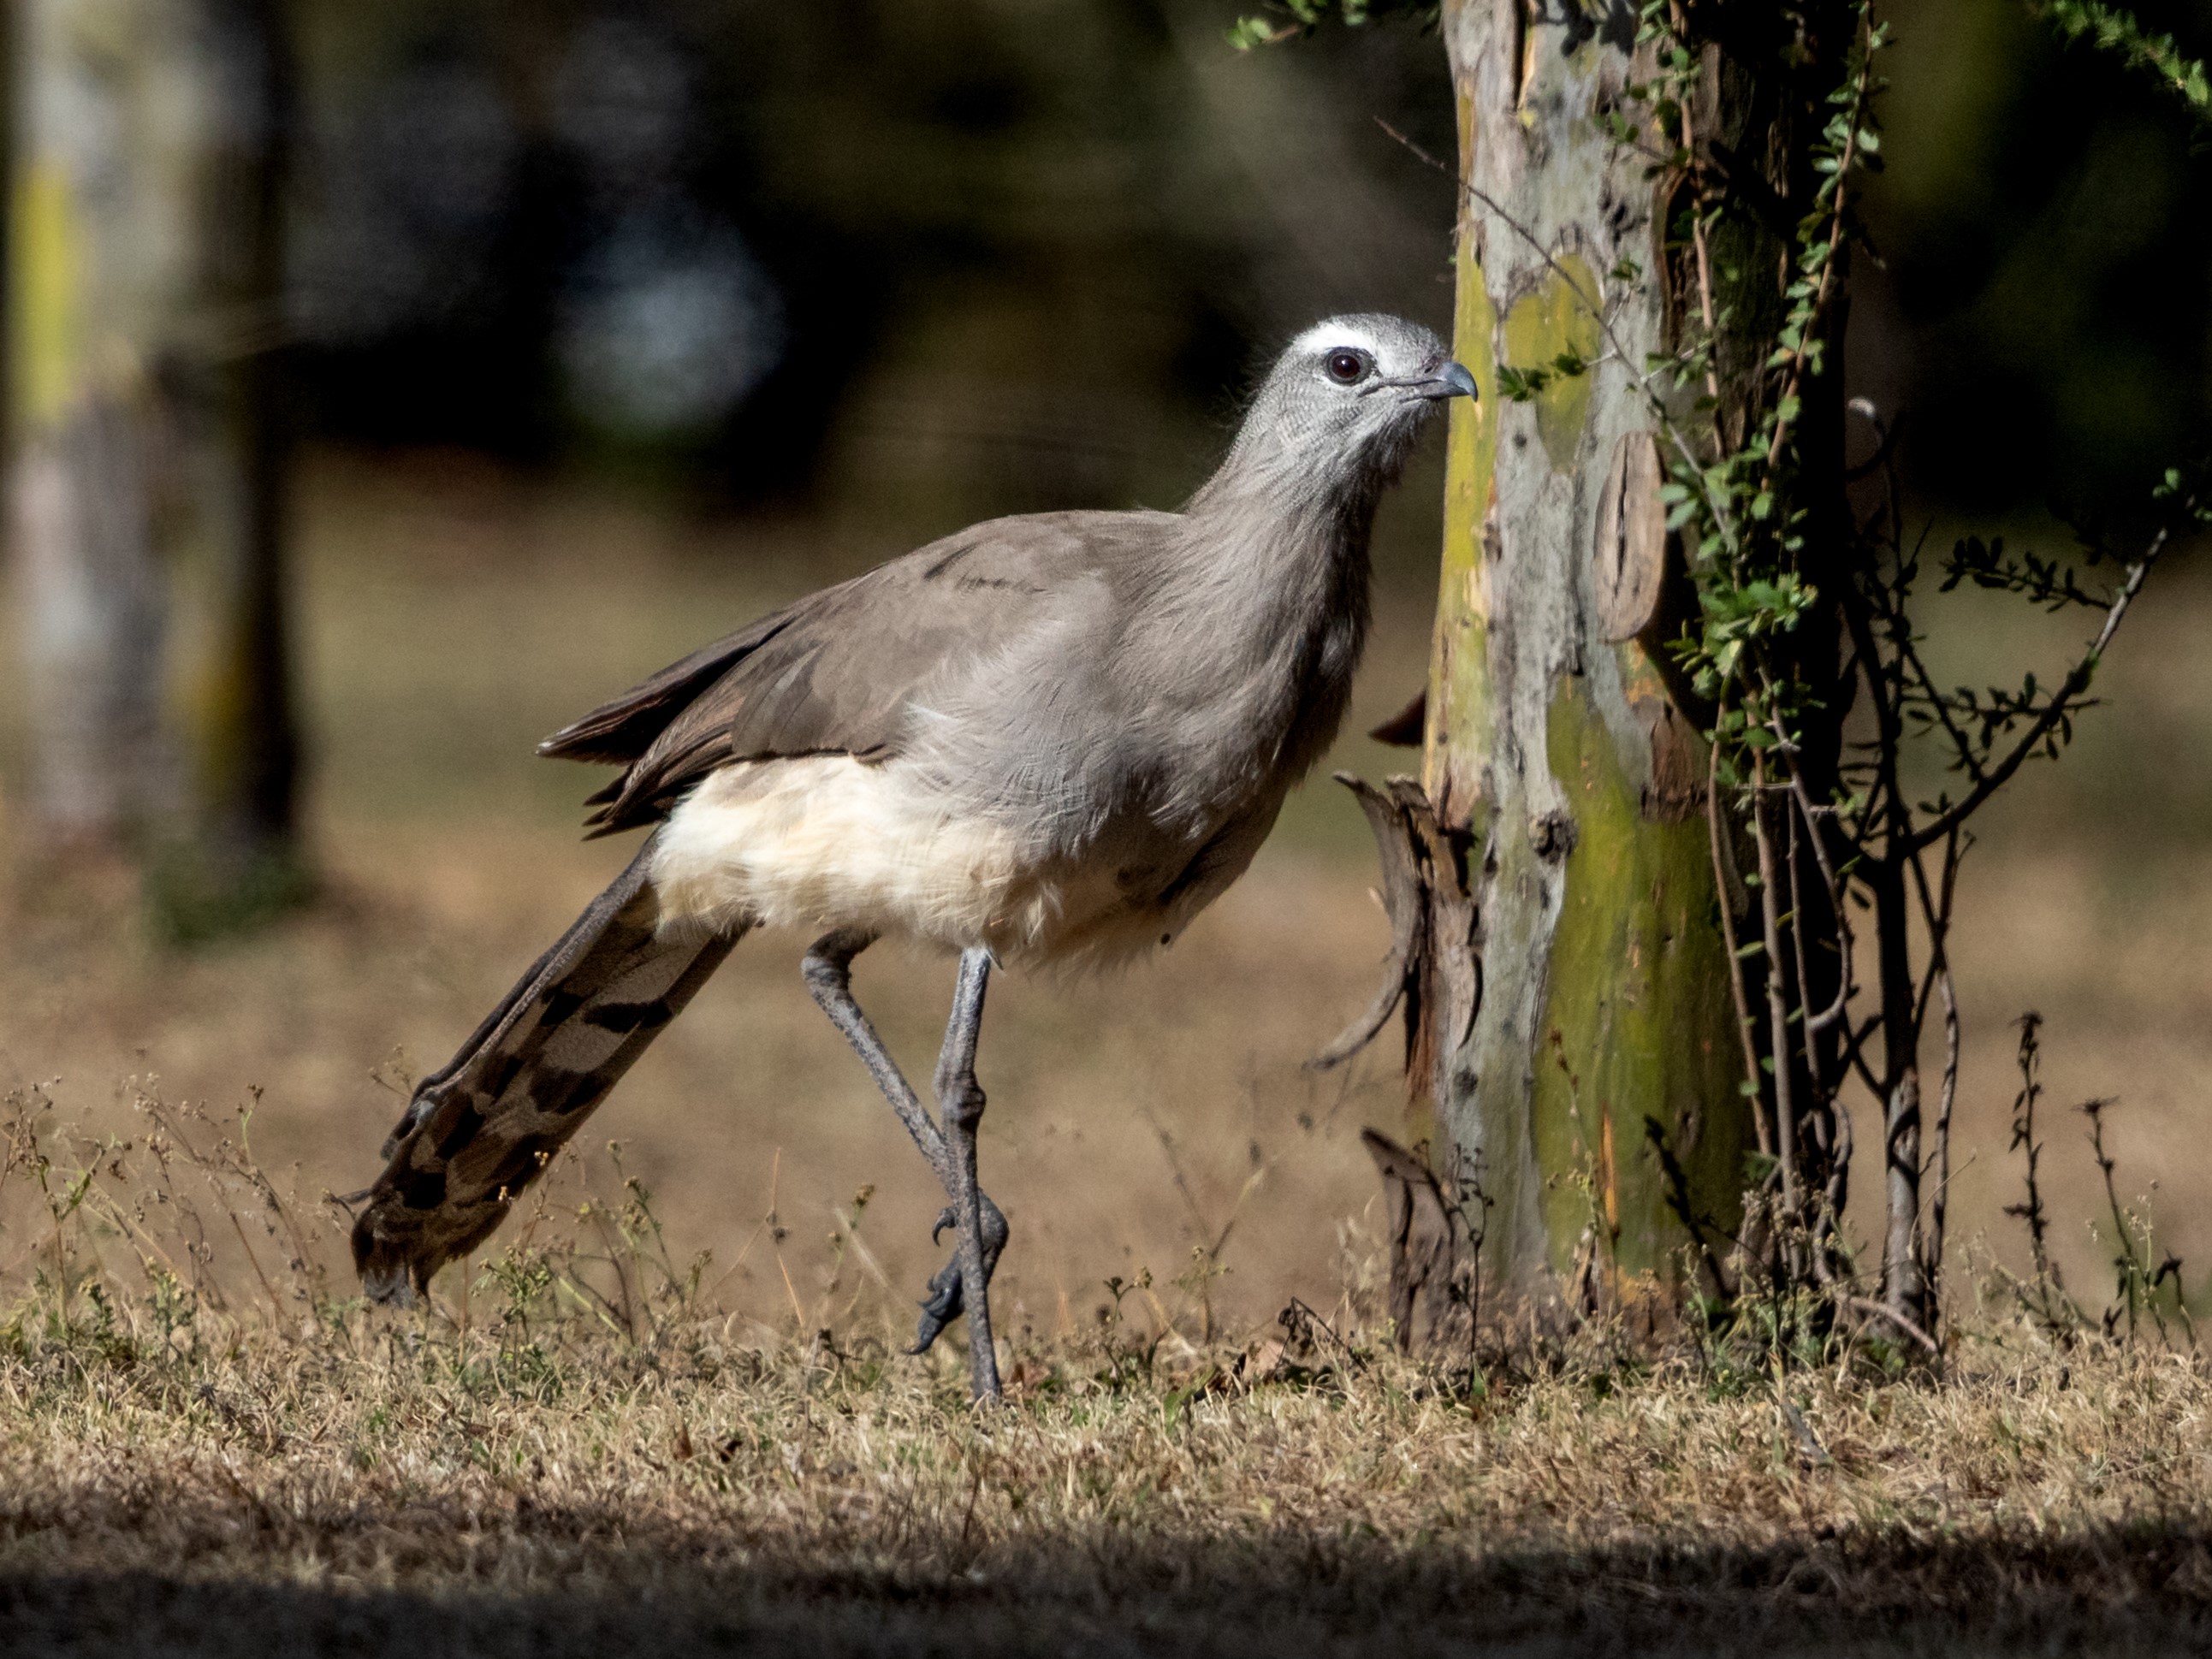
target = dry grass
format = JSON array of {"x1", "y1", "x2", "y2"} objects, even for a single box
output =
[{"x1": 3, "y1": 1090, "x2": 2210, "y2": 1658}]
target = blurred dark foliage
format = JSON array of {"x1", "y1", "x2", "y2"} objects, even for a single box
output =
[
  {"x1": 282, "y1": 0, "x2": 1456, "y2": 516},
  {"x1": 281, "y1": 0, "x2": 2212, "y2": 523},
  {"x1": 1859, "y1": 0, "x2": 2212, "y2": 520}
]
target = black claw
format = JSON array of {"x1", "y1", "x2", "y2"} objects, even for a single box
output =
[
  {"x1": 910, "y1": 1257, "x2": 964, "y2": 1354},
  {"x1": 907, "y1": 1193, "x2": 1011, "y2": 1357}
]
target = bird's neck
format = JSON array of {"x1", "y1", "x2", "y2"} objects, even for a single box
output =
[
  {"x1": 1173, "y1": 450, "x2": 1381, "y2": 643},
  {"x1": 1124, "y1": 455, "x2": 1379, "y2": 774}
]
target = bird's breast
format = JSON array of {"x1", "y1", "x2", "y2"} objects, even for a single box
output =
[{"x1": 647, "y1": 754, "x2": 1250, "y2": 973}]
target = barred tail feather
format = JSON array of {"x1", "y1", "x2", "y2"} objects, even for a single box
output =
[{"x1": 351, "y1": 832, "x2": 741, "y2": 1302}]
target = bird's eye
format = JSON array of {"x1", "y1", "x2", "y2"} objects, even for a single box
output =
[{"x1": 1325, "y1": 349, "x2": 1371, "y2": 385}]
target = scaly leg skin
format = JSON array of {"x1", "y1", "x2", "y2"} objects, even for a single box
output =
[
  {"x1": 921, "y1": 947, "x2": 1004, "y2": 1400},
  {"x1": 801, "y1": 934, "x2": 1006, "y2": 1401},
  {"x1": 802, "y1": 932, "x2": 952, "y2": 1184}
]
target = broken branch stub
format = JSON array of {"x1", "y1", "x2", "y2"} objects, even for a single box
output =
[
  {"x1": 1311, "y1": 773, "x2": 1480, "y2": 1081},
  {"x1": 1361, "y1": 1127, "x2": 1465, "y2": 1353},
  {"x1": 1309, "y1": 773, "x2": 1428, "y2": 1072},
  {"x1": 1592, "y1": 430, "x2": 1668, "y2": 643},
  {"x1": 1367, "y1": 688, "x2": 1426, "y2": 747},
  {"x1": 1320, "y1": 776, "x2": 1486, "y2": 1348}
]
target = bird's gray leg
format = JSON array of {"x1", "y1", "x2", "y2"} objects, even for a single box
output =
[
  {"x1": 800, "y1": 933, "x2": 1006, "y2": 1398},
  {"x1": 920, "y1": 947, "x2": 1004, "y2": 1400},
  {"x1": 800, "y1": 930, "x2": 954, "y2": 1186}
]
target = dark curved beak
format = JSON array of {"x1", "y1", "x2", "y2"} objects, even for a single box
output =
[
  {"x1": 1374, "y1": 359, "x2": 1479, "y2": 404},
  {"x1": 1426, "y1": 360, "x2": 1478, "y2": 401}
]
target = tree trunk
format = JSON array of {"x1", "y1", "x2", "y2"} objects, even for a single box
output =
[
  {"x1": 1410, "y1": 2, "x2": 1767, "y2": 1324},
  {"x1": 10, "y1": 0, "x2": 298, "y2": 919}
]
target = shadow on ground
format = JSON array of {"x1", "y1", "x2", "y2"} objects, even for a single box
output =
[{"x1": 5, "y1": 1515, "x2": 2209, "y2": 1656}]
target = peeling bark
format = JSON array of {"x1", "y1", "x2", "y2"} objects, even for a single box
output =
[
  {"x1": 1312, "y1": 773, "x2": 1479, "y2": 1099},
  {"x1": 1361, "y1": 1127, "x2": 1470, "y2": 1353}
]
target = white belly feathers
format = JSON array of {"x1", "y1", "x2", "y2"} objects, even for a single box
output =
[{"x1": 648, "y1": 755, "x2": 1182, "y2": 969}]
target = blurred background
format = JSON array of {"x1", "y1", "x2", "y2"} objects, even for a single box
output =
[{"x1": 3, "y1": 0, "x2": 2211, "y2": 1339}]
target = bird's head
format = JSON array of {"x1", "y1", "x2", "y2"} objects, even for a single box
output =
[{"x1": 1225, "y1": 314, "x2": 1475, "y2": 496}]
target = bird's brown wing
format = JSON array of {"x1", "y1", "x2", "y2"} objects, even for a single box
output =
[
  {"x1": 540, "y1": 512, "x2": 1168, "y2": 834},
  {"x1": 533, "y1": 607, "x2": 805, "y2": 767}
]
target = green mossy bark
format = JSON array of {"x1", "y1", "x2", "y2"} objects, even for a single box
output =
[{"x1": 1534, "y1": 684, "x2": 1745, "y2": 1288}]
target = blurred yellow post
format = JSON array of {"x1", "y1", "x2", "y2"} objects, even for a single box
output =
[{"x1": 9, "y1": 0, "x2": 300, "y2": 931}]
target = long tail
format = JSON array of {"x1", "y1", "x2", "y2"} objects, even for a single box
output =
[{"x1": 352, "y1": 832, "x2": 741, "y2": 1303}]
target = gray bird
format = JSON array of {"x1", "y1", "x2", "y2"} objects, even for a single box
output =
[{"x1": 350, "y1": 314, "x2": 1474, "y2": 1399}]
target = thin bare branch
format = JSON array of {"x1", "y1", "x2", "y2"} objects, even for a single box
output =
[
  {"x1": 1751, "y1": 752, "x2": 1801, "y2": 1230},
  {"x1": 1769, "y1": 714, "x2": 1853, "y2": 1035},
  {"x1": 1911, "y1": 533, "x2": 2166, "y2": 850},
  {"x1": 1842, "y1": 1292, "x2": 1941, "y2": 1356},
  {"x1": 1708, "y1": 720, "x2": 1772, "y2": 1155},
  {"x1": 1895, "y1": 630, "x2": 1989, "y2": 786}
]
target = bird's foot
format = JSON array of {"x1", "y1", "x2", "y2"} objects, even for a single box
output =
[
  {"x1": 908, "y1": 1196, "x2": 1008, "y2": 1356},
  {"x1": 910, "y1": 1248, "x2": 966, "y2": 1354}
]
